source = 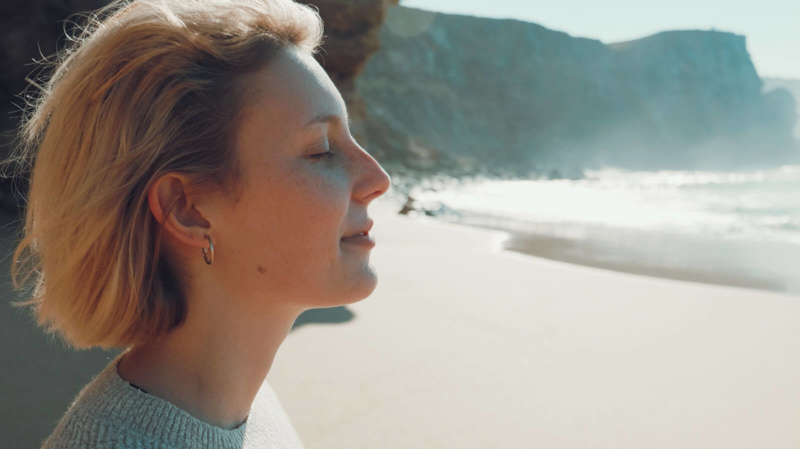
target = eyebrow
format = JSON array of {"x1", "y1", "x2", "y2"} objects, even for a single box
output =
[{"x1": 303, "y1": 112, "x2": 351, "y2": 129}]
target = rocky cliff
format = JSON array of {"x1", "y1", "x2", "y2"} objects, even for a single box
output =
[
  {"x1": 358, "y1": 6, "x2": 799, "y2": 174},
  {"x1": 299, "y1": 0, "x2": 398, "y2": 143},
  {"x1": 763, "y1": 78, "x2": 800, "y2": 138}
]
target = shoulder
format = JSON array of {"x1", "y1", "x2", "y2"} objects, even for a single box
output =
[
  {"x1": 40, "y1": 353, "x2": 176, "y2": 449},
  {"x1": 240, "y1": 380, "x2": 305, "y2": 449},
  {"x1": 41, "y1": 411, "x2": 169, "y2": 449},
  {"x1": 252, "y1": 379, "x2": 295, "y2": 424}
]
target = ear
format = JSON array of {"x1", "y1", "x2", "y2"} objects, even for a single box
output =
[{"x1": 147, "y1": 173, "x2": 212, "y2": 250}]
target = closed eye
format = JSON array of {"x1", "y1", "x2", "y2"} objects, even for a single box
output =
[
  {"x1": 307, "y1": 138, "x2": 334, "y2": 161},
  {"x1": 310, "y1": 151, "x2": 334, "y2": 161}
]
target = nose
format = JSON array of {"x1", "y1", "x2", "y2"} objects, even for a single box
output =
[{"x1": 353, "y1": 145, "x2": 391, "y2": 204}]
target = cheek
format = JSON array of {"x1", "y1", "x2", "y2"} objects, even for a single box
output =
[
  {"x1": 276, "y1": 168, "x2": 348, "y2": 243},
  {"x1": 240, "y1": 166, "x2": 351, "y2": 292}
]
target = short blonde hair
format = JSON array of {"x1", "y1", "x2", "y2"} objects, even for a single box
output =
[{"x1": 8, "y1": 0, "x2": 323, "y2": 349}]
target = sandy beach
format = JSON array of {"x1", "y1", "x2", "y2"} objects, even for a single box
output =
[
  {"x1": 269, "y1": 198, "x2": 800, "y2": 448},
  {"x1": 3, "y1": 199, "x2": 800, "y2": 448}
]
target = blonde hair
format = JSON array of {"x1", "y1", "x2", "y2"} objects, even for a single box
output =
[{"x1": 7, "y1": 0, "x2": 323, "y2": 349}]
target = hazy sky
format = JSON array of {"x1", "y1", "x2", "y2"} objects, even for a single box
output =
[{"x1": 400, "y1": 0, "x2": 800, "y2": 80}]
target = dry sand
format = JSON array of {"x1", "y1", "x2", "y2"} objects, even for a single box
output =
[{"x1": 268, "y1": 198, "x2": 800, "y2": 449}]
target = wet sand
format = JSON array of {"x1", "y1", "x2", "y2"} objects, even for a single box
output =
[
  {"x1": 444, "y1": 211, "x2": 800, "y2": 295},
  {"x1": 503, "y1": 231, "x2": 791, "y2": 293}
]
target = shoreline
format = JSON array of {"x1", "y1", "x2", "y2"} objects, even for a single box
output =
[
  {"x1": 411, "y1": 209, "x2": 800, "y2": 296},
  {"x1": 502, "y1": 231, "x2": 786, "y2": 293}
]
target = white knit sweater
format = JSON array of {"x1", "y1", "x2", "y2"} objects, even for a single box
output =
[{"x1": 40, "y1": 351, "x2": 305, "y2": 449}]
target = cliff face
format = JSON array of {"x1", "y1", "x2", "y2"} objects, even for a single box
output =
[
  {"x1": 299, "y1": 0, "x2": 398, "y2": 142},
  {"x1": 763, "y1": 78, "x2": 800, "y2": 138},
  {"x1": 607, "y1": 31, "x2": 797, "y2": 168},
  {"x1": 358, "y1": 7, "x2": 799, "y2": 173}
]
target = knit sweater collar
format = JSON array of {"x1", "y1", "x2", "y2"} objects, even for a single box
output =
[{"x1": 77, "y1": 351, "x2": 253, "y2": 449}]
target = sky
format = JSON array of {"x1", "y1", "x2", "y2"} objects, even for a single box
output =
[{"x1": 400, "y1": 0, "x2": 800, "y2": 80}]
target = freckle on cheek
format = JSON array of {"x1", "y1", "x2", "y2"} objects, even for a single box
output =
[{"x1": 257, "y1": 265, "x2": 266, "y2": 274}]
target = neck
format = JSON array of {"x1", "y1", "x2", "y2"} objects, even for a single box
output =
[{"x1": 117, "y1": 290, "x2": 303, "y2": 430}]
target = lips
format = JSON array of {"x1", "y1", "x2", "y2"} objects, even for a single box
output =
[
  {"x1": 340, "y1": 233, "x2": 376, "y2": 248},
  {"x1": 341, "y1": 219, "x2": 374, "y2": 240}
]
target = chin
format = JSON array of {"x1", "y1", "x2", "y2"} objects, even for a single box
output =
[
  {"x1": 322, "y1": 267, "x2": 379, "y2": 308},
  {"x1": 346, "y1": 275, "x2": 379, "y2": 305}
]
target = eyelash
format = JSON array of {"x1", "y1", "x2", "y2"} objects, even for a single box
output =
[{"x1": 310, "y1": 151, "x2": 334, "y2": 161}]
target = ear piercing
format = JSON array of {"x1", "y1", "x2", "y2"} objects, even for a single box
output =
[{"x1": 202, "y1": 235, "x2": 214, "y2": 265}]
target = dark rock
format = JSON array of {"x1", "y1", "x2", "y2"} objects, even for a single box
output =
[
  {"x1": 300, "y1": 0, "x2": 398, "y2": 144},
  {"x1": 397, "y1": 195, "x2": 415, "y2": 215}
]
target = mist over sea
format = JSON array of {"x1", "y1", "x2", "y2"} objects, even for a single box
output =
[{"x1": 409, "y1": 166, "x2": 800, "y2": 294}]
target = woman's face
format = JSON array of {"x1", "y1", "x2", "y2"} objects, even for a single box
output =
[{"x1": 209, "y1": 47, "x2": 390, "y2": 310}]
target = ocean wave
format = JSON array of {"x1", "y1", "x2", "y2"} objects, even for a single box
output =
[{"x1": 409, "y1": 166, "x2": 800, "y2": 245}]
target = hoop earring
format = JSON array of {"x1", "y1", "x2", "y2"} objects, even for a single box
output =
[{"x1": 202, "y1": 235, "x2": 214, "y2": 265}]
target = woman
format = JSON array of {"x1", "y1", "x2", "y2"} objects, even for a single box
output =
[{"x1": 9, "y1": 0, "x2": 391, "y2": 447}]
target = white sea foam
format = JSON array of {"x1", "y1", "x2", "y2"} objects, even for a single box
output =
[{"x1": 409, "y1": 165, "x2": 800, "y2": 245}]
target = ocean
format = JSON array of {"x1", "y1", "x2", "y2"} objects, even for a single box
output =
[{"x1": 404, "y1": 166, "x2": 800, "y2": 295}]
